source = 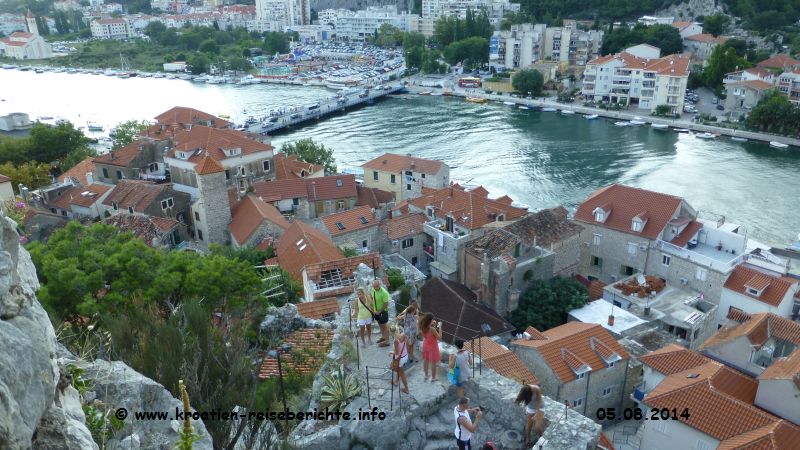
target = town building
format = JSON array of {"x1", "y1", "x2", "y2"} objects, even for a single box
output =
[
  {"x1": 419, "y1": 277, "x2": 516, "y2": 344},
  {"x1": 0, "y1": 112, "x2": 33, "y2": 131},
  {"x1": 150, "y1": 0, "x2": 190, "y2": 14},
  {"x1": 670, "y1": 21, "x2": 703, "y2": 39},
  {"x1": 90, "y1": 18, "x2": 132, "y2": 39},
  {"x1": 101, "y1": 179, "x2": 191, "y2": 224},
  {"x1": 0, "y1": 31, "x2": 53, "y2": 60},
  {"x1": 355, "y1": 185, "x2": 394, "y2": 220},
  {"x1": 777, "y1": 69, "x2": 800, "y2": 104},
  {"x1": 362, "y1": 153, "x2": 449, "y2": 202},
  {"x1": 272, "y1": 153, "x2": 323, "y2": 180},
  {"x1": 333, "y1": 6, "x2": 419, "y2": 42},
  {"x1": 466, "y1": 336, "x2": 539, "y2": 385},
  {"x1": 723, "y1": 67, "x2": 776, "y2": 86},
  {"x1": 46, "y1": 183, "x2": 112, "y2": 219},
  {"x1": 252, "y1": 174, "x2": 358, "y2": 220},
  {"x1": 463, "y1": 207, "x2": 583, "y2": 316},
  {"x1": 623, "y1": 43, "x2": 660, "y2": 59},
  {"x1": 757, "y1": 54, "x2": 800, "y2": 72},
  {"x1": 285, "y1": 24, "x2": 333, "y2": 43},
  {"x1": 103, "y1": 213, "x2": 186, "y2": 248},
  {"x1": 582, "y1": 53, "x2": 690, "y2": 114},
  {"x1": 716, "y1": 265, "x2": 798, "y2": 327},
  {"x1": 421, "y1": 0, "x2": 519, "y2": 26},
  {"x1": 724, "y1": 80, "x2": 774, "y2": 114},
  {"x1": 489, "y1": 23, "x2": 603, "y2": 70},
  {"x1": 379, "y1": 212, "x2": 428, "y2": 271},
  {"x1": 93, "y1": 139, "x2": 168, "y2": 185},
  {"x1": 407, "y1": 184, "x2": 528, "y2": 280},
  {"x1": 0, "y1": 13, "x2": 27, "y2": 36},
  {"x1": 319, "y1": 205, "x2": 380, "y2": 253},
  {"x1": 574, "y1": 184, "x2": 752, "y2": 305},
  {"x1": 682, "y1": 33, "x2": 728, "y2": 62},
  {"x1": 190, "y1": 156, "x2": 230, "y2": 245},
  {"x1": 511, "y1": 322, "x2": 631, "y2": 419},
  {"x1": 0, "y1": 174, "x2": 14, "y2": 204},
  {"x1": 637, "y1": 16, "x2": 674, "y2": 26},
  {"x1": 150, "y1": 106, "x2": 232, "y2": 132},
  {"x1": 254, "y1": 0, "x2": 310, "y2": 32},
  {"x1": 228, "y1": 193, "x2": 290, "y2": 248},
  {"x1": 316, "y1": 8, "x2": 351, "y2": 27}
]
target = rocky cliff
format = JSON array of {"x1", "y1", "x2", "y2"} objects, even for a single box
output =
[{"x1": 0, "y1": 208, "x2": 213, "y2": 450}]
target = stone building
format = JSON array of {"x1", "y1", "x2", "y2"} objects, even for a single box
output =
[
  {"x1": 272, "y1": 153, "x2": 324, "y2": 180},
  {"x1": 228, "y1": 193, "x2": 290, "y2": 248},
  {"x1": 724, "y1": 79, "x2": 775, "y2": 115},
  {"x1": 319, "y1": 205, "x2": 380, "y2": 253},
  {"x1": 101, "y1": 180, "x2": 191, "y2": 224},
  {"x1": 361, "y1": 153, "x2": 450, "y2": 202},
  {"x1": 379, "y1": 212, "x2": 428, "y2": 270},
  {"x1": 253, "y1": 174, "x2": 358, "y2": 220},
  {"x1": 191, "y1": 156, "x2": 231, "y2": 245},
  {"x1": 103, "y1": 214, "x2": 187, "y2": 248},
  {"x1": 512, "y1": 322, "x2": 631, "y2": 421},
  {"x1": 93, "y1": 139, "x2": 169, "y2": 185},
  {"x1": 46, "y1": 183, "x2": 112, "y2": 219},
  {"x1": 462, "y1": 206, "x2": 584, "y2": 316}
]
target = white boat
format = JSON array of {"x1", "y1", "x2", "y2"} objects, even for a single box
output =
[
  {"x1": 614, "y1": 121, "x2": 630, "y2": 127},
  {"x1": 430, "y1": 92, "x2": 443, "y2": 96},
  {"x1": 206, "y1": 77, "x2": 223, "y2": 84},
  {"x1": 518, "y1": 105, "x2": 530, "y2": 110},
  {"x1": 628, "y1": 119, "x2": 646, "y2": 125},
  {"x1": 651, "y1": 123, "x2": 669, "y2": 130},
  {"x1": 696, "y1": 132, "x2": 716, "y2": 139},
  {"x1": 731, "y1": 136, "x2": 747, "y2": 142},
  {"x1": 673, "y1": 128, "x2": 691, "y2": 133},
  {"x1": 769, "y1": 141, "x2": 789, "y2": 149},
  {"x1": 542, "y1": 107, "x2": 557, "y2": 112},
  {"x1": 584, "y1": 114, "x2": 599, "y2": 119},
  {"x1": 503, "y1": 101, "x2": 516, "y2": 106},
  {"x1": 561, "y1": 110, "x2": 575, "y2": 115}
]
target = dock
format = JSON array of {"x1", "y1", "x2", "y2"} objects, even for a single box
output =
[{"x1": 243, "y1": 84, "x2": 405, "y2": 135}]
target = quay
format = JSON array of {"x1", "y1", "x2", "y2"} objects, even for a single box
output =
[{"x1": 243, "y1": 84, "x2": 405, "y2": 135}]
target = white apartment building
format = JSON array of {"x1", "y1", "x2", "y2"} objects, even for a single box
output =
[
  {"x1": 254, "y1": 0, "x2": 310, "y2": 32},
  {"x1": 317, "y1": 9, "x2": 352, "y2": 27},
  {"x1": 582, "y1": 52, "x2": 690, "y2": 114},
  {"x1": 422, "y1": 0, "x2": 519, "y2": 25},
  {"x1": 489, "y1": 23, "x2": 603, "y2": 69},
  {"x1": 334, "y1": 7, "x2": 420, "y2": 41},
  {"x1": 90, "y1": 18, "x2": 131, "y2": 39}
]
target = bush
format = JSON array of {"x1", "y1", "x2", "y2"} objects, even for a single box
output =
[{"x1": 386, "y1": 268, "x2": 405, "y2": 291}]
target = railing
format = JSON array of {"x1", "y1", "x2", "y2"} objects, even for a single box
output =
[
  {"x1": 656, "y1": 240, "x2": 744, "y2": 273},
  {"x1": 423, "y1": 220, "x2": 470, "y2": 241}
]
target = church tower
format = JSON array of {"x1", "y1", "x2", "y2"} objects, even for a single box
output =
[
  {"x1": 26, "y1": 10, "x2": 39, "y2": 35},
  {"x1": 192, "y1": 155, "x2": 232, "y2": 246}
]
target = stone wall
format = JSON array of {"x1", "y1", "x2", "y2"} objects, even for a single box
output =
[
  {"x1": 332, "y1": 225, "x2": 381, "y2": 254},
  {"x1": 195, "y1": 170, "x2": 232, "y2": 246},
  {"x1": 645, "y1": 247, "x2": 727, "y2": 305},
  {"x1": 578, "y1": 224, "x2": 651, "y2": 283}
]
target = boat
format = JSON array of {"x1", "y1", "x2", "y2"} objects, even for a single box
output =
[
  {"x1": 542, "y1": 107, "x2": 557, "y2": 112},
  {"x1": 731, "y1": 136, "x2": 747, "y2": 142},
  {"x1": 518, "y1": 105, "x2": 530, "y2": 110},
  {"x1": 206, "y1": 77, "x2": 223, "y2": 84},
  {"x1": 87, "y1": 123, "x2": 103, "y2": 131},
  {"x1": 503, "y1": 101, "x2": 516, "y2": 106},
  {"x1": 561, "y1": 110, "x2": 575, "y2": 115},
  {"x1": 628, "y1": 119, "x2": 646, "y2": 125},
  {"x1": 614, "y1": 121, "x2": 630, "y2": 127},
  {"x1": 769, "y1": 141, "x2": 789, "y2": 149},
  {"x1": 430, "y1": 92, "x2": 443, "y2": 96},
  {"x1": 465, "y1": 97, "x2": 488, "y2": 104},
  {"x1": 651, "y1": 123, "x2": 669, "y2": 130},
  {"x1": 696, "y1": 132, "x2": 716, "y2": 139},
  {"x1": 419, "y1": 90, "x2": 433, "y2": 95},
  {"x1": 673, "y1": 128, "x2": 691, "y2": 133},
  {"x1": 584, "y1": 114, "x2": 599, "y2": 120}
]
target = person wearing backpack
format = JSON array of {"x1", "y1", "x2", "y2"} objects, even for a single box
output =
[
  {"x1": 454, "y1": 397, "x2": 482, "y2": 450},
  {"x1": 449, "y1": 339, "x2": 472, "y2": 398}
]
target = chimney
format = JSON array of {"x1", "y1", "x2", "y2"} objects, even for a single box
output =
[
  {"x1": 86, "y1": 172, "x2": 94, "y2": 185},
  {"x1": 608, "y1": 315, "x2": 615, "y2": 326}
]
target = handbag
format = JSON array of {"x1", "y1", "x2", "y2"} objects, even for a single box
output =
[
  {"x1": 448, "y1": 366, "x2": 460, "y2": 385},
  {"x1": 373, "y1": 294, "x2": 388, "y2": 323}
]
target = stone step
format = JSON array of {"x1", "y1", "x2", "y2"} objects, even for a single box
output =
[
  {"x1": 423, "y1": 438, "x2": 455, "y2": 450},
  {"x1": 424, "y1": 422, "x2": 453, "y2": 439}
]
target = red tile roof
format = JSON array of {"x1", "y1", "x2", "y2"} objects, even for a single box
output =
[
  {"x1": 194, "y1": 154, "x2": 225, "y2": 175},
  {"x1": 93, "y1": 140, "x2": 149, "y2": 167},
  {"x1": 275, "y1": 221, "x2": 343, "y2": 282},
  {"x1": 758, "y1": 348, "x2": 800, "y2": 382},
  {"x1": 153, "y1": 106, "x2": 231, "y2": 128},
  {"x1": 103, "y1": 213, "x2": 181, "y2": 247},
  {"x1": 102, "y1": 180, "x2": 171, "y2": 213},
  {"x1": 729, "y1": 79, "x2": 776, "y2": 91},
  {"x1": 465, "y1": 336, "x2": 539, "y2": 384},
  {"x1": 513, "y1": 322, "x2": 630, "y2": 382},
  {"x1": 757, "y1": 54, "x2": 800, "y2": 70},
  {"x1": 717, "y1": 421, "x2": 800, "y2": 450},
  {"x1": 700, "y1": 313, "x2": 800, "y2": 351},
  {"x1": 258, "y1": 328, "x2": 334, "y2": 379},
  {"x1": 588, "y1": 280, "x2": 606, "y2": 300},
  {"x1": 588, "y1": 52, "x2": 691, "y2": 77},
  {"x1": 356, "y1": 185, "x2": 395, "y2": 208},
  {"x1": 0, "y1": 174, "x2": 10, "y2": 183},
  {"x1": 408, "y1": 184, "x2": 527, "y2": 230},
  {"x1": 723, "y1": 265, "x2": 797, "y2": 307},
  {"x1": 166, "y1": 126, "x2": 273, "y2": 164},
  {"x1": 321, "y1": 205, "x2": 376, "y2": 237},
  {"x1": 273, "y1": 153, "x2": 323, "y2": 180},
  {"x1": 685, "y1": 33, "x2": 728, "y2": 44},
  {"x1": 228, "y1": 194, "x2": 290, "y2": 246},
  {"x1": 381, "y1": 213, "x2": 427, "y2": 240},
  {"x1": 574, "y1": 184, "x2": 683, "y2": 240},
  {"x1": 58, "y1": 157, "x2": 96, "y2": 186},
  {"x1": 10, "y1": 32, "x2": 34, "y2": 38},
  {"x1": 670, "y1": 219, "x2": 702, "y2": 247},
  {"x1": 254, "y1": 174, "x2": 357, "y2": 203},
  {"x1": 598, "y1": 431, "x2": 615, "y2": 450},
  {"x1": 362, "y1": 152, "x2": 445, "y2": 175},
  {"x1": 295, "y1": 298, "x2": 340, "y2": 320},
  {"x1": 638, "y1": 344, "x2": 711, "y2": 375},
  {"x1": 303, "y1": 253, "x2": 382, "y2": 298},
  {"x1": 49, "y1": 184, "x2": 111, "y2": 210}
]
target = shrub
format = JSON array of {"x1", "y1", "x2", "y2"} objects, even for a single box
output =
[
  {"x1": 320, "y1": 365, "x2": 361, "y2": 410},
  {"x1": 386, "y1": 268, "x2": 405, "y2": 291}
]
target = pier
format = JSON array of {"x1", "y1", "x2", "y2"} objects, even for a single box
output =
[{"x1": 242, "y1": 84, "x2": 405, "y2": 135}]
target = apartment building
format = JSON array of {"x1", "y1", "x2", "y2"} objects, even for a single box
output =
[
  {"x1": 333, "y1": 7, "x2": 419, "y2": 41},
  {"x1": 683, "y1": 33, "x2": 728, "y2": 62},
  {"x1": 582, "y1": 52, "x2": 689, "y2": 114},
  {"x1": 361, "y1": 153, "x2": 449, "y2": 202},
  {"x1": 716, "y1": 265, "x2": 798, "y2": 326},
  {"x1": 421, "y1": 0, "x2": 519, "y2": 25},
  {"x1": 489, "y1": 23, "x2": 603, "y2": 70},
  {"x1": 778, "y1": 69, "x2": 800, "y2": 104},
  {"x1": 90, "y1": 18, "x2": 131, "y2": 39},
  {"x1": 254, "y1": 0, "x2": 310, "y2": 32}
]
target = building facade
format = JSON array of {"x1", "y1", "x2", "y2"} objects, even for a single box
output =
[
  {"x1": 361, "y1": 153, "x2": 450, "y2": 202},
  {"x1": 333, "y1": 7, "x2": 419, "y2": 41},
  {"x1": 489, "y1": 23, "x2": 603, "y2": 70},
  {"x1": 90, "y1": 18, "x2": 131, "y2": 39}
]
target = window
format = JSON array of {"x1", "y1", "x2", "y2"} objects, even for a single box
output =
[
  {"x1": 161, "y1": 198, "x2": 174, "y2": 210},
  {"x1": 194, "y1": 211, "x2": 200, "y2": 221},
  {"x1": 421, "y1": 173, "x2": 425, "y2": 179},
  {"x1": 426, "y1": 206, "x2": 434, "y2": 218},
  {"x1": 627, "y1": 242, "x2": 637, "y2": 255},
  {"x1": 102, "y1": 168, "x2": 109, "y2": 178},
  {"x1": 225, "y1": 170, "x2": 230, "y2": 180},
  {"x1": 116, "y1": 170, "x2": 123, "y2": 180},
  {"x1": 695, "y1": 267, "x2": 707, "y2": 281},
  {"x1": 336, "y1": 200, "x2": 346, "y2": 210},
  {"x1": 402, "y1": 238, "x2": 414, "y2": 249},
  {"x1": 514, "y1": 243, "x2": 521, "y2": 257},
  {"x1": 262, "y1": 160, "x2": 270, "y2": 171},
  {"x1": 406, "y1": 184, "x2": 411, "y2": 191},
  {"x1": 335, "y1": 222, "x2": 345, "y2": 230},
  {"x1": 61, "y1": 210, "x2": 67, "y2": 217},
  {"x1": 632, "y1": 220, "x2": 642, "y2": 232},
  {"x1": 747, "y1": 287, "x2": 760, "y2": 296},
  {"x1": 359, "y1": 216, "x2": 369, "y2": 224},
  {"x1": 238, "y1": 166, "x2": 246, "y2": 176},
  {"x1": 592, "y1": 233, "x2": 602, "y2": 245},
  {"x1": 50, "y1": 207, "x2": 56, "y2": 214},
  {"x1": 373, "y1": 171, "x2": 378, "y2": 181},
  {"x1": 390, "y1": 174, "x2": 396, "y2": 184},
  {"x1": 594, "y1": 211, "x2": 604, "y2": 222},
  {"x1": 336, "y1": 178, "x2": 343, "y2": 187},
  {"x1": 112, "y1": 202, "x2": 118, "y2": 211},
  {"x1": 591, "y1": 256, "x2": 603, "y2": 267},
  {"x1": 197, "y1": 229, "x2": 203, "y2": 241},
  {"x1": 361, "y1": 239, "x2": 368, "y2": 249},
  {"x1": 662, "y1": 255, "x2": 671, "y2": 267},
  {"x1": 572, "y1": 398, "x2": 584, "y2": 407},
  {"x1": 496, "y1": 214, "x2": 505, "y2": 222},
  {"x1": 601, "y1": 386, "x2": 613, "y2": 397},
  {"x1": 128, "y1": 207, "x2": 134, "y2": 213},
  {"x1": 576, "y1": 372, "x2": 586, "y2": 380}
]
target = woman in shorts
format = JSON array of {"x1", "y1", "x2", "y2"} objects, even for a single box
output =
[
  {"x1": 352, "y1": 287, "x2": 374, "y2": 346},
  {"x1": 515, "y1": 383, "x2": 543, "y2": 447}
]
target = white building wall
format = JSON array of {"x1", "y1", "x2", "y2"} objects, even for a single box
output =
[
  {"x1": 640, "y1": 419, "x2": 719, "y2": 450},
  {"x1": 716, "y1": 288, "x2": 795, "y2": 327},
  {"x1": 755, "y1": 380, "x2": 800, "y2": 425}
]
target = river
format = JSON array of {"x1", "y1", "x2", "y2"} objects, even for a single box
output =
[{"x1": 1, "y1": 70, "x2": 798, "y2": 245}]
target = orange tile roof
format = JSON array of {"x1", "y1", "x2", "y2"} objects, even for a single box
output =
[
  {"x1": 295, "y1": 298, "x2": 340, "y2": 320},
  {"x1": 228, "y1": 194, "x2": 290, "y2": 246},
  {"x1": 303, "y1": 253, "x2": 382, "y2": 299},
  {"x1": 639, "y1": 344, "x2": 711, "y2": 375},
  {"x1": 103, "y1": 214, "x2": 181, "y2": 247},
  {"x1": 671, "y1": 21, "x2": 692, "y2": 28},
  {"x1": 513, "y1": 322, "x2": 629, "y2": 382},
  {"x1": 320, "y1": 205, "x2": 376, "y2": 237},
  {"x1": 670, "y1": 220, "x2": 703, "y2": 247},
  {"x1": 588, "y1": 280, "x2": 606, "y2": 300},
  {"x1": 598, "y1": 431, "x2": 615, "y2": 450},
  {"x1": 408, "y1": 184, "x2": 527, "y2": 230},
  {"x1": 93, "y1": 140, "x2": 150, "y2": 167},
  {"x1": 757, "y1": 54, "x2": 800, "y2": 70},
  {"x1": 524, "y1": 326, "x2": 548, "y2": 340},
  {"x1": 0, "y1": 174, "x2": 9, "y2": 183},
  {"x1": 588, "y1": 52, "x2": 691, "y2": 77},
  {"x1": 645, "y1": 362, "x2": 780, "y2": 442},
  {"x1": 356, "y1": 185, "x2": 394, "y2": 208},
  {"x1": 465, "y1": 337, "x2": 539, "y2": 384},
  {"x1": 723, "y1": 265, "x2": 797, "y2": 307},
  {"x1": 102, "y1": 180, "x2": 173, "y2": 213},
  {"x1": 58, "y1": 157, "x2": 96, "y2": 186},
  {"x1": 381, "y1": 213, "x2": 427, "y2": 240},
  {"x1": 362, "y1": 152, "x2": 445, "y2": 175},
  {"x1": 50, "y1": 184, "x2": 111, "y2": 210},
  {"x1": 258, "y1": 328, "x2": 334, "y2": 379},
  {"x1": 276, "y1": 221, "x2": 343, "y2": 282},
  {"x1": 685, "y1": 33, "x2": 728, "y2": 44},
  {"x1": 758, "y1": 349, "x2": 800, "y2": 382},
  {"x1": 167, "y1": 126, "x2": 273, "y2": 164},
  {"x1": 195, "y1": 154, "x2": 225, "y2": 175},
  {"x1": 273, "y1": 153, "x2": 323, "y2": 180},
  {"x1": 154, "y1": 106, "x2": 231, "y2": 128},
  {"x1": 574, "y1": 184, "x2": 683, "y2": 240},
  {"x1": 253, "y1": 175, "x2": 357, "y2": 203},
  {"x1": 729, "y1": 79, "x2": 776, "y2": 91},
  {"x1": 718, "y1": 421, "x2": 800, "y2": 450}
]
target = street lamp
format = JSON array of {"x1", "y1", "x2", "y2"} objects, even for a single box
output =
[{"x1": 268, "y1": 343, "x2": 292, "y2": 431}]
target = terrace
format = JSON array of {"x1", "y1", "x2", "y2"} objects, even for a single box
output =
[{"x1": 422, "y1": 217, "x2": 472, "y2": 241}]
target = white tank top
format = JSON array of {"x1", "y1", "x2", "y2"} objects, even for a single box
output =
[{"x1": 454, "y1": 406, "x2": 472, "y2": 441}]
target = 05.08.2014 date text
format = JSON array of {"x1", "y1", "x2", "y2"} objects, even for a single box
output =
[{"x1": 595, "y1": 407, "x2": 690, "y2": 422}]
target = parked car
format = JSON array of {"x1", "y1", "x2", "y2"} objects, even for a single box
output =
[{"x1": 716, "y1": 104, "x2": 724, "y2": 110}]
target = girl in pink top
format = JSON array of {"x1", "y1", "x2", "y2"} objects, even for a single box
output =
[{"x1": 419, "y1": 313, "x2": 442, "y2": 382}]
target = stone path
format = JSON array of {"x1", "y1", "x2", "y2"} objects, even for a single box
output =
[{"x1": 604, "y1": 420, "x2": 643, "y2": 450}]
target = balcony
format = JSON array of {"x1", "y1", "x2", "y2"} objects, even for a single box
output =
[
  {"x1": 656, "y1": 240, "x2": 745, "y2": 273},
  {"x1": 423, "y1": 245, "x2": 435, "y2": 258},
  {"x1": 631, "y1": 383, "x2": 645, "y2": 402},
  {"x1": 423, "y1": 219, "x2": 471, "y2": 241}
]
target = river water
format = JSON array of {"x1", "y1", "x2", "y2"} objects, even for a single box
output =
[{"x1": 1, "y1": 70, "x2": 798, "y2": 244}]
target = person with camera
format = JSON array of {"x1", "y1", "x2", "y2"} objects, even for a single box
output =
[
  {"x1": 454, "y1": 397, "x2": 482, "y2": 450},
  {"x1": 371, "y1": 279, "x2": 391, "y2": 347},
  {"x1": 419, "y1": 313, "x2": 442, "y2": 382}
]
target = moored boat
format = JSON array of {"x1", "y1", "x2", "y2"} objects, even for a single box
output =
[
  {"x1": 651, "y1": 123, "x2": 669, "y2": 129},
  {"x1": 696, "y1": 132, "x2": 716, "y2": 139},
  {"x1": 769, "y1": 141, "x2": 789, "y2": 149},
  {"x1": 542, "y1": 107, "x2": 557, "y2": 112},
  {"x1": 614, "y1": 121, "x2": 630, "y2": 127},
  {"x1": 518, "y1": 105, "x2": 530, "y2": 110},
  {"x1": 466, "y1": 97, "x2": 488, "y2": 103},
  {"x1": 503, "y1": 101, "x2": 516, "y2": 106},
  {"x1": 731, "y1": 136, "x2": 747, "y2": 142},
  {"x1": 673, "y1": 128, "x2": 691, "y2": 133},
  {"x1": 419, "y1": 90, "x2": 432, "y2": 95},
  {"x1": 628, "y1": 119, "x2": 646, "y2": 125},
  {"x1": 584, "y1": 114, "x2": 599, "y2": 119},
  {"x1": 87, "y1": 122, "x2": 103, "y2": 131}
]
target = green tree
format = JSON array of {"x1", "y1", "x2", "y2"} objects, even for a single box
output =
[
  {"x1": 509, "y1": 278, "x2": 589, "y2": 332},
  {"x1": 0, "y1": 161, "x2": 51, "y2": 191},
  {"x1": 27, "y1": 122, "x2": 89, "y2": 164},
  {"x1": 702, "y1": 14, "x2": 730, "y2": 37},
  {"x1": 746, "y1": 90, "x2": 800, "y2": 135},
  {"x1": 402, "y1": 32, "x2": 426, "y2": 49},
  {"x1": 512, "y1": 68, "x2": 544, "y2": 96},
  {"x1": 110, "y1": 119, "x2": 150, "y2": 150},
  {"x1": 279, "y1": 138, "x2": 337, "y2": 175},
  {"x1": 703, "y1": 44, "x2": 751, "y2": 89},
  {"x1": 405, "y1": 45, "x2": 425, "y2": 69},
  {"x1": 262, "y1": 31, "x2": 290, "y2": 55},
  {"x1": 199, "y1": 39, "x2": 220, "y2": 54},
  {"x1": 443, "y1": 37, "x2": 488, "y2": 68},
  {"x1": 372, "y1": 23, "x2": 404, "y2": 48},
  {"x1": 187, "y1": 53, "x2": 209, "y2": 74}
]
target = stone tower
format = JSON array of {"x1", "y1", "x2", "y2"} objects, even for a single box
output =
[
  {"x1": 193, "y1": 155, "x2": 231, "y2": 246},
  {"x1": 26, "y1": 10, "x2": 39, "y2": 36}
]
